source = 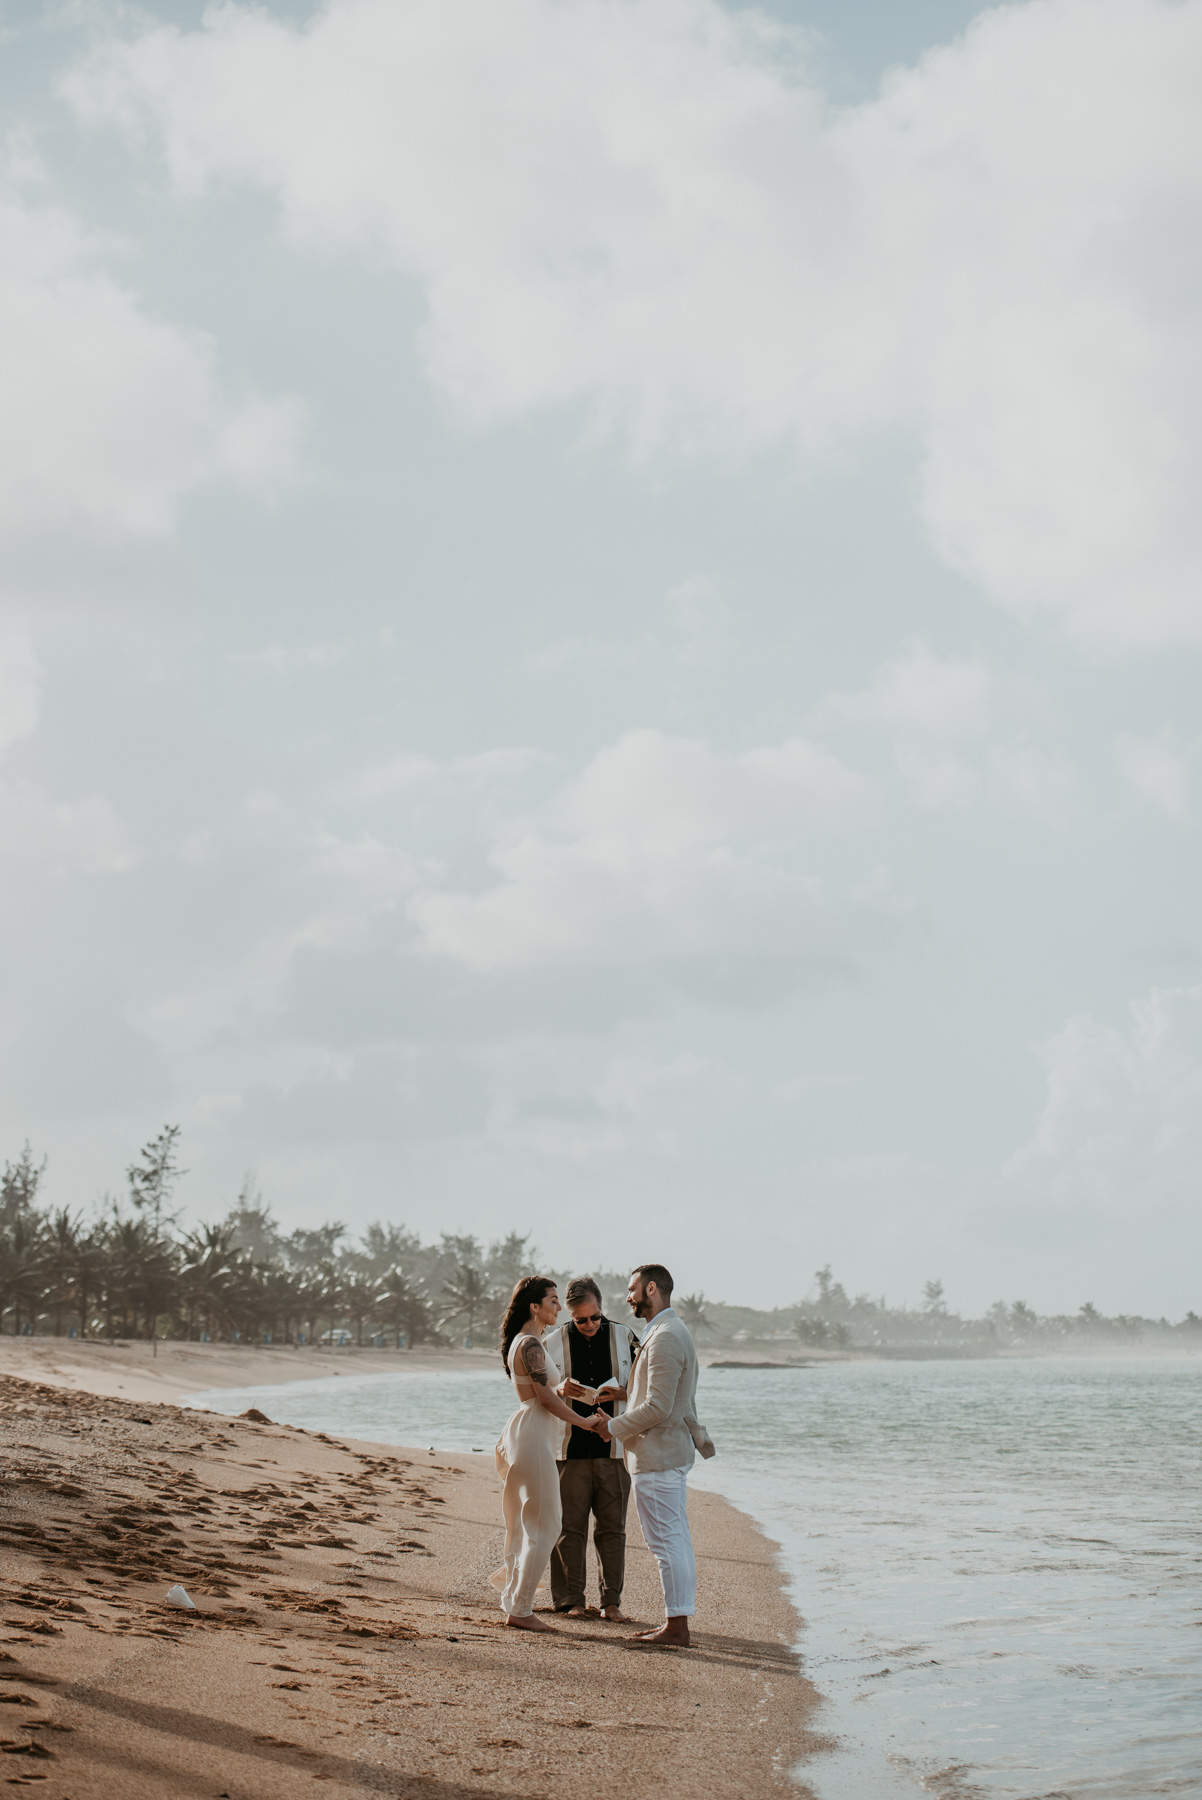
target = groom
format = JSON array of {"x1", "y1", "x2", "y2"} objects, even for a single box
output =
[{"x1": 593, "y1": 1263, "x2": 715, "y2": 1647}]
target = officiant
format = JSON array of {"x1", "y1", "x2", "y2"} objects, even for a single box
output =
[{"x1": 543, "y1": 1275, "x2": 640, "y2": 1621}]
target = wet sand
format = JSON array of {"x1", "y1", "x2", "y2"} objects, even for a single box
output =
[{"x1": 0, "y1": 1358, "x2": 822, "y2": 1799}]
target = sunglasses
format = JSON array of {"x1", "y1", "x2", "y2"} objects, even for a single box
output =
[{"x1": 574, "y1": 1312, "x2": 603, "y2": 1324}]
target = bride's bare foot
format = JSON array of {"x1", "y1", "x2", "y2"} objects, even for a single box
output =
[
  {"x1": 602, "y1": 1606, "x2": 633, "y2": 1622},
  {"x1": 631, "y1": 1618, "x2": 690, "y2": 1647},
  {"x1": 506, "y1": 1613, "x2": 558, "y2": 1633}
]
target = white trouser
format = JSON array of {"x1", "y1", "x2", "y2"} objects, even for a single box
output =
[{"x1": 632, "y1": 1465, "x2": 697, "y2": 1618}]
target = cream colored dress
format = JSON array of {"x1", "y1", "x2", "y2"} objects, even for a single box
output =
[{"x1": 495, "y1": 1332, "x2": 564, "y2": 1616}]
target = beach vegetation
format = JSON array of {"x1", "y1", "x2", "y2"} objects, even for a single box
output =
[
  {"x1": 0, "y1": 1132, "x2": 1198, "y2": 1353},
  {"x1": 677, "y1": 1292, "x2": 714, "y2": 1337},
  {"x1": 440, "y1": 1261, "x2": 497, "y2": 1342}
]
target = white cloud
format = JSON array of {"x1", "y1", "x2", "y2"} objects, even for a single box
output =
[
  {"x1": 333, "y1": 747, "x2": 548, "y2": 807},
  {"x1": 818, "y1": 642, "x2": 1002, "y2": 743},
  {"x1": 548, "y1": 727, "x2": 874, "y2": 841},
  {"x1": 65, "y1": 0, "x2": 1202, "y2": 645},
  {"x1": 0, "y1": 162, "x2": 302, "y2": 537},
  {"x1": 767, "y1": 985, "x2": 1202, "y2": 1312},
  {"x1": 482, "y1": 1045, "x2": 743, "y2": 1163},
  {"x1": 1005, "y1": 984, "x2": 1202, "y2": 1233},
  {"x1": 0, "y1": 620, "x2": 131, "y2": 869},
  {"x1": 407, "y1": 727, "x2": 883, "y2": 976},
  {"x1": 1115, "y1": 730, "x2": 1191, "y2": 818},
  {"x1": 100, "y1": 729, "x2": 881, "y2": 1077},
  {"x1": 817, "y1": 642, "x2": 1074, "y2": 818},
  {"x1": 842, "y1": 1, "x2": 1202, "y2": 647}
]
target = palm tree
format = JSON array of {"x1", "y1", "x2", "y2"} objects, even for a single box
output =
[
  {"x1": 677, "y1": 1292, "x2": 712, "y2": 1338},
  {"x1": 257, "y1": 1261, "x2": 305, "y2": 1343},
  {"x1": 287, "y1": 1258, "x2": 347, "y2": 1345},
  {"x1": 441, "y1": 1262, "x2": 495, "y2": 1344},
  {"x1": 105, "y1": 1214, "x2": 177, "y2": 1338},
  {"x1": 341, "y1": 1271, "x2": 378, "y2": 1346},
  {"x1": 1076, "y1": 1301, "x2": 1102, "y2": 1344},
  {"x1": 70, "y1": 1225, "x2": 108, "y2": 1339},
  {"x1": 0, "y1": 1211, "x2": 47, "y2": 1335},
  {"x1": 42, "y1": 1209, "x2": 82, "y2": 1336},
  {"x1": 179, "y1": 1222, "x2": 242, "y2": 1340},
  {"x1": 374, "y1": 1267, "x2": 436, "y2": 1347}
]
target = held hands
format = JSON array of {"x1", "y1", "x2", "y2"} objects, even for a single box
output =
[{"x1": 583, "y1": 1413, "x2": 612, "y2": 1440}]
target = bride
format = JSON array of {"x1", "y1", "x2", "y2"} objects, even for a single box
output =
[{"x1": 496, "y1": 1276, "x2": 603, "y2": 1632}]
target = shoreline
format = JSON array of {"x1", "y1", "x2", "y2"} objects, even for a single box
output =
[
  {"x1": 0, "y1": 1339, "x2": 1187, "y2": 1418},
  {"x1": 0, "y1": 1335, "x2": 1183, "y2": 1414},
  {"x1": 0, "y1": 1348, "x2": 822, "y2": 1799}
]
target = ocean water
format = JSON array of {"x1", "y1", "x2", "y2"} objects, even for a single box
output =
[{"x1": 186, "y1": 1355, "x2": 1202, "y2": 1800}]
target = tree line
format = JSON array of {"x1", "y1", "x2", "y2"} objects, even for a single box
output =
[
  {"x1": 0, "y1": 1132, "x2": 1195, "y2": 1349},
  {"x1": 689, "y1": 1264, "x2": 1202, "y2": 1350},
  {"x1": 0, "y1": 1132, "x2": 553, "y2": 1347}
]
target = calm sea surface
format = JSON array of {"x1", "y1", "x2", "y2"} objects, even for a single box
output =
[{"x1": 186, "y1": 1355, "x2": 1202, "y2": 1799}]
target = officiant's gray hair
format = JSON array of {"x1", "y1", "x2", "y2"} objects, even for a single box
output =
[{"x1": 565, "y1": 1276, "x2": 601, "y2": 1307}]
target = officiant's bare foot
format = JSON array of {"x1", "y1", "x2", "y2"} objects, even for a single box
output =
[
  {"x1": 603, "y1": 1606, "x2": 633, "y2": 1622},
  {"x1": 506, "y1": 1613, "x2": 558, "y2": 1633},
  {"x1": 631, "y1": 1618, "x2": 690, "y2": 1647},
  {"x1": 567, "y1": 1605, "x2": 591, "y2": 1617}
]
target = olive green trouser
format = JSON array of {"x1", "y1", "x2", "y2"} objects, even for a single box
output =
[{"x1": 550, "y1": 1457, "x2": 632, "y2": 1611}]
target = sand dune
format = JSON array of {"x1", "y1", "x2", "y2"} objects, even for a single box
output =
[{"x1": 0, "y1": 1369, "x2": 821, "y2": 1798}]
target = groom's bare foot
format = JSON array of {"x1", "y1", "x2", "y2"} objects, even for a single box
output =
[
  {"x1": 506, "y1": 1613, "x2": 558, "y2": 1633},
  {"x1": 602, "y1": 1606, "x2": 633, "y2": 1622},
  {"x1": 631, "y1": 1618, "x2": 691, "y2": 1647}
]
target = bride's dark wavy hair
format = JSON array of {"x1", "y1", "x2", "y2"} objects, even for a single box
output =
[{"x1": 500, "y1": 1276, "x2": 558, "y2": 1375}]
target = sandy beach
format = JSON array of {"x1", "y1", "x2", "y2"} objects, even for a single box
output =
[
  {"x1": 0, "y1": 1336, "x2": 504, "y2": 1408},
  {"x1": 0, "y1": 1341, "x2": 821, "y2": 1799}
]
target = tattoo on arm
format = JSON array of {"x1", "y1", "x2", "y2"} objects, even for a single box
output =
[{"x1": 520, "y1": 1339, "x2": 549, "y2": 1387}]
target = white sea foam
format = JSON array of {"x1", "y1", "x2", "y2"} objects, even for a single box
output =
[{"x1": 186, "y1": 1356, "x2": 1202, "y2": 1798}]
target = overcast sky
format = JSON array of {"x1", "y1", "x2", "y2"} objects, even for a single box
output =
[{"x1": 2, "y1": 0, "x2": 1200, "y2": 1314}]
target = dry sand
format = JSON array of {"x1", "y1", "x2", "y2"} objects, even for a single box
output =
[
  {"x1": 0, "y1": 1336, "x2": 502, "y2": 1408},
  {"x1": 0, "y1": 1345, "x2": 824, "y2": 1799}
]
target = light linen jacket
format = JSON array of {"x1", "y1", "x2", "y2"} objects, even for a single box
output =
[
  {"x1": 607, "y1": 1307, "x2": 716, "y2": 1475},
  {"x1": 543, "y1": 1318, "x2": 639, "y2": 1462}
]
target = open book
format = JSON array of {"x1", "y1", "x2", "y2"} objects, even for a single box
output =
[{"x1": 571, "y1": 1381, "x2": 622, "y2": 1405}]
